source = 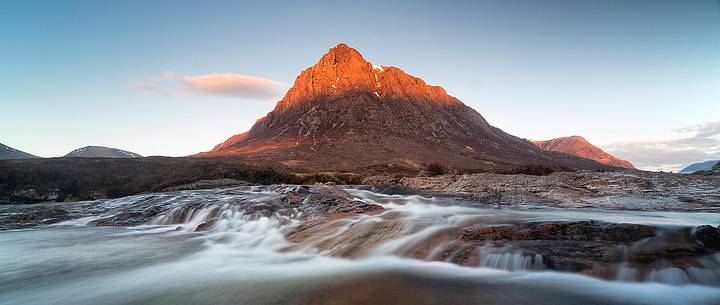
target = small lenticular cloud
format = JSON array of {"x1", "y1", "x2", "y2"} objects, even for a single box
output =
[
  {"x1": 131, "y1": 71, "x2": 284, "y2": 100},
  {"x1": 183, "y1": 73, "x2": 284, "y2": 99}
]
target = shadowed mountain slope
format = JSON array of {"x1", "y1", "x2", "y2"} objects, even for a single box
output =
[{"x1": 0, "y1": 143, "x2": 39, "y2": 160}]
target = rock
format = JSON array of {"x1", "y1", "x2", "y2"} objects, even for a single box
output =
[
  {"x1": 195, "y1": 218, "x2": 218, "y2": 231},
  {"x1": 691, "y1": 225, "x2": 720, "y2": 249},
  {"x1": 11, "y1": 188, "x2": 60, "y2": 203},
  {"x1": 518, "y1": 221, "x2": 600, "y2": 241},
  {"x1": 362, "y1": 176, "x2": 396, "y2": 185},
  {"x1": 460, "y1": 221, "x2": 655, "y2": 243},
  {"x1": 602, "y1": 223, "x2": 656, "y2": 242},
  {"x1": 335, "y1": 200, "x2": 384, "y2": 214},
  {"x1": 0, "y1": 203, "x2": 90, "y2": 229},
  {"x1": 628, "y1": 235, "x2": 710, "y2": 262},
  {"x1": 512, "y1": 229, "x2": 535, "y2": 240},
  {"x1": 461, "y1": 224, "x2": 517, "y2": 241},
  {"x1": 281, "y1": 192, "x2": 304, "y2": 205},
  {"x1": 161, "y1": 179, "x2": 251, "y2": 192}
]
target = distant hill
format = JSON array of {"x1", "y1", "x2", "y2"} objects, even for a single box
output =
[
  {"x1": 0, "y1": 143, "x2": 39, "y2": 160},
  {"x1": 64, "y1": 146, "x2": 142, "y2": 158},
  {"x1": 532, "y1": 136, "x2": 635, "y2": 169},
  {"x1": 679, "y1": 160, "x2": 719, "y2": 174}
]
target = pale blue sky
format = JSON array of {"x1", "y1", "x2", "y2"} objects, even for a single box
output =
[{"x1": 1, "y1": 0, "x2": 719, "y2": 170}]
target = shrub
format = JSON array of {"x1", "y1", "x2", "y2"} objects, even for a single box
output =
[
  {"x1": 299, "y1": 173, "x2": 363, "y2": 185},
  {"x1": 504, "y1": 164, "x2": 574, "y2": 176},
  {"x1": 426, "y1": 162, "x2": 447, "y2": 176}
]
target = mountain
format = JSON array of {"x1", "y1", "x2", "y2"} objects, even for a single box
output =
[
  {"x1": 679, "y1": 160, "x2": 719, "y2": 174},
  {"x1": 532, "y1": 136, "x2": 635, "y2": 169},
  {"x1": 200, "y1": 43, "x2": 608, "y2": 173},
  {"x1": 64, "y1": 146, "x2": 142, "y2": 158},
  {"x1": 0, "y1": 143, "x2": 39, "y2": 160}
]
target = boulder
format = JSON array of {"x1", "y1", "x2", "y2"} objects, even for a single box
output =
[{"x1": 691, "y1": 225, "x2": 720, "y2": 249}]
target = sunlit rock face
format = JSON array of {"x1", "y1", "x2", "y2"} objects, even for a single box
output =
[
  {"x1": 532, "y1": 136, "x2": 635, "y2": 169},
  {"x1": 200, "y1": 44, "x2": 606, "y2": 173}
]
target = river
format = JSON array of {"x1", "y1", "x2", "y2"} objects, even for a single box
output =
[{"x1": 1, "y1": 187, "x2": 719, "y2": 305}]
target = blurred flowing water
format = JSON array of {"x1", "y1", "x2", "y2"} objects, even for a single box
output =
[{"x1": 1, "y1": 188, "x2": 720, "y2": 305}]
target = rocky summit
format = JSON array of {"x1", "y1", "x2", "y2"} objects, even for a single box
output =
[
  {"x1": 532, "y1": 136, "x2": 634, "y2": 169},
  {"x1": 201, "y1": 44, "x2": 607, "y2": 173}
]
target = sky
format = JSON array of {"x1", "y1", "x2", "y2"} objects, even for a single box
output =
[{"x1": 1, "y1": 0, "x2": 718, "y2": 171}]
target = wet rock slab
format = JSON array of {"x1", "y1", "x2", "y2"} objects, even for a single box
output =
[
  {"x1": 369, "y1": 170, "x2": 720, "y2": 211},
  {"x1": 454, "y1": 220, "x2": 717, "y2": 275},
  {"x1": 0, "y1": 185, "x2": 383, "y2": 230},
  {"x1": 460, "y1": 221, "x2": 656, "y2": 242}
]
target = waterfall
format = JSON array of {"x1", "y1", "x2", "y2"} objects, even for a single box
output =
[{"x1": 480, "y1": 252, "x2": 544, "y2": 271}]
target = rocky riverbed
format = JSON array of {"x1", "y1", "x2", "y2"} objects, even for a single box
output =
[
  {"x1": 1, "y1": 171, "x2": 719, "y2": 304},
  {"x1": 2, "y1": 182, "x2": 719, "y2": 287}
]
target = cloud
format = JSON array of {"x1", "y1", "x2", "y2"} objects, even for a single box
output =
[
  {"x1": 129, "y1": 82, "x2": 161, "y2": 91},
  {"x1": 151, "y1": 70, "x2": 179, "y2": 81},
  {"x1": 131, "y1": 71, "x2": 284, "y2": 99},
  {"x1": 672, "y1": 121, "x2": 720, "y2": 138},
  {"x1": 183, "y1": 74, "x2": 283, "y2": 99},
  {"x1": 603, "y1": 121, "x2": 720, "y2": 172}
]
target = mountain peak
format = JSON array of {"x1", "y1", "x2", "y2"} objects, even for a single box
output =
[
  {"x1": 533, "y1": 136, "x2": 634, "y2": 169},
  {"x1": 333, "y1": 42, "x2": 351, "y2": 49},
  {"x1": 325, "y1": 43, "x2": 364, "y2": 59},
  {"x1": 200, "y1": 44, "x2": 608, "y2": 173},
  {"x1": 316, "y1": 43, "x2": 368, "y2": 72},
  {"x1": 275, "y1": 43, "x2": 460, "y2": 112}
]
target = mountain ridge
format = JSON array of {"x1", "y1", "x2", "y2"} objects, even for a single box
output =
[
  {"x1": 532, "y1": 136, "x2": 634, "y2": 169},
  {"x1": 0, "y1": 143, "x2": 39, "y2": 160},
  {"x1": 679, "y1": 160, "x2": 719, "y2": 174}
]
